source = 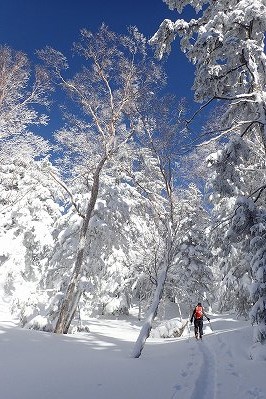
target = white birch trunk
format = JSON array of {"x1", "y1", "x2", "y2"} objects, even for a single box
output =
[
  {"x1": 131, "y1": 268, "x2": 168, "y2": 358},
  {"x1": 132, "y1": 217, "x2": 173, "y2": 358}
]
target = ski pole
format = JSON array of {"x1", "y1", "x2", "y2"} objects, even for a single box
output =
[
  {"x1": 208, "y1": 320, "x2": 213, "y2": 332},
  {"x1": 187, "y1": 319, "x2": 191, "y2": 342}
]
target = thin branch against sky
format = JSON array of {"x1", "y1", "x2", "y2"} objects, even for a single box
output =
[{"x1": 0, "y1": 0, "x2": 196, "y2": 111}]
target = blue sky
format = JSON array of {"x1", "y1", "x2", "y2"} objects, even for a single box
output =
[{"x1": 0, "y1": 0, "x2": 197, "y2": 136}]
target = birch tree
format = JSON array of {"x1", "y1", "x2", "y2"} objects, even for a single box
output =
[
  {"x1": 0, "y1": 45, "x2": 51, "y2": 139},
  {"x1": 131, "y1": 96, "x2": 189, "y2": 358},
  {"x1": 38, "y1": 25, "x2": 165, "y2": 334}
]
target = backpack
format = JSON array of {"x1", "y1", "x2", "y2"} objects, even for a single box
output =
[{"x1": 195, "y1": 305, "x2": 203, "y2": 319}]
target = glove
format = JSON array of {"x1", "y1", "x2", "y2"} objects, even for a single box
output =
[
  {"x1": 207, "y1": 318, "x2": 210, "y2": 322},
  {"x1": 190, "y1": 319, "x2": 193, "y2": 324}
]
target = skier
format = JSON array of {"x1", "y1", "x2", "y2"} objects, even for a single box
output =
[{"x1": 190, "y1": 302, "x2": 210, "y2": 340}]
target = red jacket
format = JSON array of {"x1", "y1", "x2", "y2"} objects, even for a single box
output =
[{"x1": 190, "y1": 305, "x2": 209, "y2": 323}]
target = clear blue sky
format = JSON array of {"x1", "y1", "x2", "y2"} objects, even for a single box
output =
[{"x1": 0, "y1": 0, "x2": 197, "y2": 136}]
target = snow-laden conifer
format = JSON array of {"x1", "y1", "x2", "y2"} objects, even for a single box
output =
[{"x1": 0, "y1": 134, "x2": 62, "y2": 322}]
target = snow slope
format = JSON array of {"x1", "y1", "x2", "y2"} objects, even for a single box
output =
[{"x1": 0, "y1": 307, "x2": 265, "y2": 399}]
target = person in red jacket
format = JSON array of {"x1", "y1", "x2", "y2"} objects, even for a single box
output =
[{"x1": 190, "y1": 302, "x2": 210, "y2": 340}]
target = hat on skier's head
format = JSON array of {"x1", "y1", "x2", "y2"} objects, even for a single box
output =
[{"x1": 197, "y1": 302, "x2": 202, "y2": 306}]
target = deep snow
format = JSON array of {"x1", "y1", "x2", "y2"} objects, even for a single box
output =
[{"x1": 0, "y1": 305, "x2": 265, "y2": 399}]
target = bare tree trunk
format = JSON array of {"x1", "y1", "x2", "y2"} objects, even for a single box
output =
[
  {"x1": 131, "y1": 267, "x2": 168, "y2": 358},
  {"x1": 64, "y1": 289, "x2": 83, "y2": 334},
  {"x1": 54, "y1": 156, "x2": 107, "y2": 334},
  {"x1": 132, "y1": 221, "x2": 173, "y2": 358}
]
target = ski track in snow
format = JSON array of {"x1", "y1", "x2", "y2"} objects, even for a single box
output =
[
  {"x1": 171, "y1": 322, "x2": 265, "y2": 399},
  {"x1": 187, "y1": 325, "x2": 265, "y2": 399},
  {"x1": 170, "y1": 335, "x2": 217, "y2": 399},
  {"x1": 189, "y1": 340, "x2": 217, "y2": 399},
  {"x1": 187, "y1": 332, "x2": 243, "y2": 399}
]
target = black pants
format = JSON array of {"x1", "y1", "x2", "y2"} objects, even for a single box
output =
[{"x1": 194, "y1": 319, "x2": 203, "y2": 338}]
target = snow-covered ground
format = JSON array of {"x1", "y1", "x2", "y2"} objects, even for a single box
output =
[{"x1": 0, "y1": 305, "x2": 265, "y2": 399}]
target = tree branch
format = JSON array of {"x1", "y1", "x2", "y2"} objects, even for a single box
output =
[{"x1": 49, "y1": 171, "x2": 85, "y2": 219}]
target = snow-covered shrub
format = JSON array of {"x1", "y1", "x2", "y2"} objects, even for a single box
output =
[
  {"x1": 150, "y1": 318, "x2": 187, "y2": 338},
  {"x1": 68, "y1": 325, "x2": 90, "y2": 334},
  {"x1": 102, "y1": 295, "x2": 129, "y2": 316},
  {"x1": 250, "y1": 342, "x2": 266, "y2": 361},
  {"x1": 25, "y1": 315, "x2": 54, "y2": 332}
]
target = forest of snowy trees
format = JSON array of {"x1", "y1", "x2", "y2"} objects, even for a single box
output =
[{"x1": 1, "y1": 0, "x2": 266, "y2": 358}]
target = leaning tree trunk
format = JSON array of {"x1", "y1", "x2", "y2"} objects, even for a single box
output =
[
  {"x1": 54, "y1": 156, "x2": 107, "y2": 334},
  {"x1": 63, "y1": 289, "x2": 83, "y2": 334},
  {"x1": 131, "y1": 267, "x2": 168, "y2": 358},
  {"x1": 131, "y1": 222, "x2": 173, "y2": 358}
]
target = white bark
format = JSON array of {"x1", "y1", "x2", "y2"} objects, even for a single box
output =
[
  {"x1": 131, "y1": 268, "x2": 167, "y2": 358},
  {"x1": 132, "y1": 219, "x2": 173, "y2": 358}
]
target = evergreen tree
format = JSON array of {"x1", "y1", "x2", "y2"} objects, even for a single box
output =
[
  {"x1": 0, "y1": 134, "x2": 62, "y2": 322},
  {"x1": 168, "y1": 184, "x2": 213, "y2": 309}
]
